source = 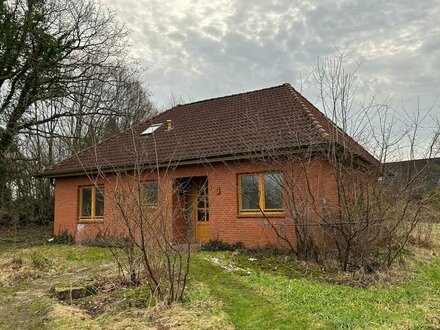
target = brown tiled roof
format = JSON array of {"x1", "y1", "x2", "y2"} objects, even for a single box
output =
[{"x1": 38, "y1": 83, "x2": 378, "y2": 177}]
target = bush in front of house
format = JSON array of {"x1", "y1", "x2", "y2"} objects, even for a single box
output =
[{"x1": 200, "y1": 240, "x2": 244, "y2": 251}]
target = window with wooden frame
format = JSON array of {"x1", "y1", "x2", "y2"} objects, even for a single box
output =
[
  {"x1": 142, "y1": 182, "x2": 159, "y2": 206},
  {"x1": 79, "y1": 186, "x2": 105, "y2": 220},
  {"x1": 238, "y1": 172, "x2": 284, "y2": 214}
]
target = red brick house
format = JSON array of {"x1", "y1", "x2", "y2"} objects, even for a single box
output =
[{"x1": 38, "y1": 83, "x2": 377, "y2": 247}]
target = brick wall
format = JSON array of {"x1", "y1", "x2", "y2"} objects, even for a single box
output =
[{"x1": 53, "y1": 157, "x2": 339, "y2": 248}]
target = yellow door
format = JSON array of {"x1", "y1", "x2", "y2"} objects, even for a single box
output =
[{"x1": 194, "y1": 182, "x2": 209, "y2": 243}]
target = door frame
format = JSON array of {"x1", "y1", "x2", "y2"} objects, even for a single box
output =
[{"x1": 192, "y1": 179, "x2": 209, "y2": 243}]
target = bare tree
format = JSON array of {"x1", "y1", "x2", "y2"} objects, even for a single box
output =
[
  {"x1": 102, "y1": 169, "x2": 191, "y2": 304},
  {"x1": 68, "y1": 133, "x2": 192, "y2": 305},
  {"x1": 0, "y1": 0, "x2": 132, "y2": 219},
  {"x1": 243, "y1": 49, "x2": 440, "y2": 272}
]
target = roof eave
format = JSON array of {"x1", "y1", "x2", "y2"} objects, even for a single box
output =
[{"x1": 34, "y1": 144, "x2": 329, "y2": 179}]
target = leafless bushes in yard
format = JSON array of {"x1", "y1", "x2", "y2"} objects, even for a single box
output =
[
  {"x1": 88, "y1": 165, "x2": 191, "y2": 305},
  {"x1": 259, "y1": 158, "x2": 424, "y2": 271},
  {"x1": 260, "y1": 48, "x2": 440, "y2": 272}
]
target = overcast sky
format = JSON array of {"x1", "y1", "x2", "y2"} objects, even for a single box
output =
[{"x1": 103, "y1": 0, "x2": 440, "y2": 118}]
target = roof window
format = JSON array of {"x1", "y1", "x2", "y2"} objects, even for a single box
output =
[{"x1": 140, "y1": 123, "x2": 163, "y2": 136}]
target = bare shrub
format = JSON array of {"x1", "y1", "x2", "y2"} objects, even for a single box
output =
[
  {"x1": 410, "y1": 188, "x2": 440, "y2": 247},
  {"x1": 86, "y1": 165, "x2": 192, "y2": 305},
  {"x1": 259, "y1": 48, "x2": 440, "y2": 272}
]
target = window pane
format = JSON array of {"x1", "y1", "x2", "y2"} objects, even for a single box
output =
[
  {"x1": 197, "y1": 210, "x2": 207, "y2": 222},
  {"x1": 199, "y1": 183, "x2": 207, "y2": 196},
  {"x1": 81, "y1": 187, "x2": 92, "y2": 217},
  {"x1": 241, "y1": 175, "x2": 259, "y2": 210},
  {"x1": 143, "y1": 182, "x2": 158, "y2": 205},
  {"x1": 264, "y1": 173, "x2": 283, "y2": 210},
  {"x1": 95, "y1": 186, "x2": 105, "y2": 217},
  {"x1": 197, "y1": 183, "x2": 208, "y2": 209}
]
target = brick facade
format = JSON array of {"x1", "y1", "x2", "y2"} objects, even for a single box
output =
[{"x1": 54, "y1": 158, "x2": 339, "y2": 248}]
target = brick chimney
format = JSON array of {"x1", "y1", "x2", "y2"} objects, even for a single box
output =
[{"x1": 166, "y1": 119, "x2": 173, "y2": 131}]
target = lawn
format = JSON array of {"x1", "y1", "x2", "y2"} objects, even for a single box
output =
[{"x1": 0, "y1": 226, "x2": 439, "y2": 329}]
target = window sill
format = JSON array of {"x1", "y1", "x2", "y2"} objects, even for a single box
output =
[
  {"x1": 77, "y1": 218, "x2": 104, "y2": 224},
  {"x1": 238, "y1": 212, "x2": 286, "y2": 218}
]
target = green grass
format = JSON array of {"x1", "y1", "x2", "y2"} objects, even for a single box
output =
[
  {"x1": 0, "y1": 225, "x2": 439, "y2": 329},
  {"x1": 188, "y1": 251, "x2": 440, "y2": 329},
  {"x1": 190, "y1": 257, "x2": 309, "y2": 329}
]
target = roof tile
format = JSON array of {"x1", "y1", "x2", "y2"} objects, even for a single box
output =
[{"x1": 39, "y1": 83, "x2": 377, "y2": 177}]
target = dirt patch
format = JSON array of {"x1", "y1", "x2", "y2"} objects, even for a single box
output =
[
  {"x1": 52, "y1": 282, "x2": 97, "y2": 301},
  {"x1": 50, "y1": 275, "x2": 233, "y2": 329},
  {"x1": 50, "y1": 290, "x2": 232, "y2": 330},
  {"x1": 56, "y1": 276, "x2": 125, "y2": 316}
]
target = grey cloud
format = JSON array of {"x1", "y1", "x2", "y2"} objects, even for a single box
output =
[{"x1": 103, "y1": 0, "x2": 440, "y2": 115}]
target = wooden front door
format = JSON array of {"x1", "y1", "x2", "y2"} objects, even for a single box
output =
[{"x1": 194, "y1": 182, "x2": 209, "y2": 243}]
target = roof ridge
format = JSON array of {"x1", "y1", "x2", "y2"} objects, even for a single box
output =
[
  {"x1": 285, "y1": 84, "x2": 379, "y2": 164},
  {"x1": 284, "y1": 84, "x2": 330, "y2": 141},
  {"x1": 174, "y1": 83, "x2": 289, "y2": 107}
]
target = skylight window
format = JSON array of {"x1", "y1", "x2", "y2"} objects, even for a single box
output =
[{"x1": 140, "y1": 123, "x2": 163, "y2": 136}]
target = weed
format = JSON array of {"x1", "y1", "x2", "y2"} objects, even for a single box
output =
[
  {"x1": 50, "y1": 230, "x2": 74, "y2": 245},
  {"x1": 200, "y1": 240, "x2": 244, "y2": 251},
  {"x1": 30, "y1": 252, "x2": 52, "y2": 270},
  {"x1": 119, "y1": 287, "x2": 156, "y2": 308}
]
